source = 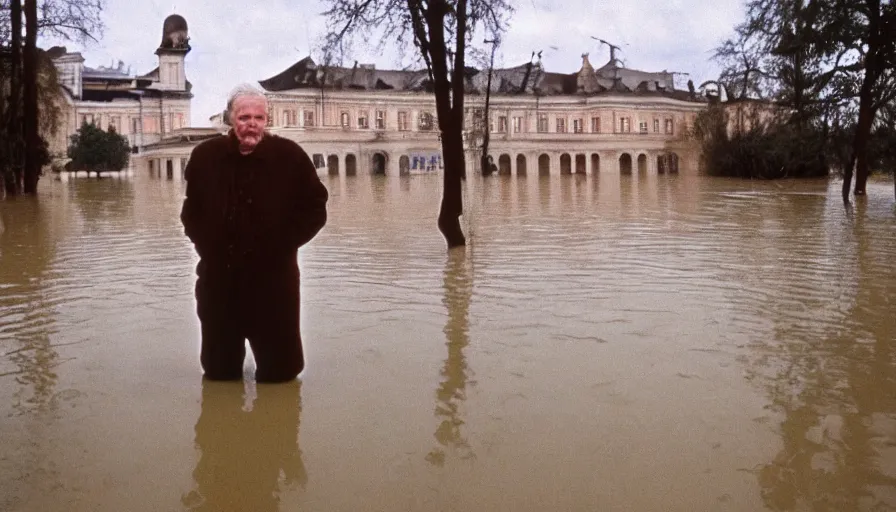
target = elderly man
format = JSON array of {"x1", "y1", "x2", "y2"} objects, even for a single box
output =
[{"x1": 180, "y1": 84, "x2": 328, "y2": 383}]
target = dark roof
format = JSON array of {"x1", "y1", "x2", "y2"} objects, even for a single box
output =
[
  {"x1": 259, "y1": 57, "x2": 433, "y2": 92},
  {"x1": 77, "y1": 87, "x2": 193, "y2": 102},
  {"x1": 538, "y1": 72, "x2": 578, "y2": 95},
  {"x1": 258, "y1": 54, "x2": 706, "y2": 102}
]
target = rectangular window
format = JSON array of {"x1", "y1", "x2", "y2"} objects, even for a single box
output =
[
  {"x1": 591, "y1": 117, "x2": 601, "y2": 133},
  {"x1": 556, "y1": 118, "x2": 567, "y2": 133},
  {"x1": 653, "y1": 119, "x2": 660, "y2": 133},
  {"x1": 80, "y1": 113, "x2": 95, "y2": 126},
  {"x1": 418, "y1": 112, "x2": 433, "y2": 131},
  {"x1": 573, "y1": 118, "x2": 583, "y2": 134},
  {"x1": 620, "y1": 117, "x2": 630, "y2": 133},
  {"x1": 665, "y1": 118, "x2": 674, "y2": 134},
  {"x1": 537, "y1": 114, "x2": 549, "y2": 133},
  {"x1": 131, "y1": 117, "x2": 140, "y2": 133},
  {"x1": 357, "y1": 111, "x2": 369, "y2": 129},
  {"x1": 303, "y1": 110, "x2": 314, "y2": 127},
  {"x1": 340, "y1": 111, "x2": 350, "y2": 128},
  {"x1": 375, "y1": 110, "x2": 386, "y2": 130},
  {"x1": 498, "y1": 116, "x2": 508, "y2": 133},
  {"x1": 639, "y1": 121, "x2": 648, "y2": 134},
  {"x1": 143, "y1": 116, "x2": 160, "y2": 133},
  {"x1": 471, "y1": 109, "x2": 485, "y2": 132},
  {"x1": 512, "y1": 116, "x2": 523, "y2": 133},
  {"x1": 109, "y1": 116, "x2": 121, "y2": 132},
  {"x1": 398, "y1": 111, "x2": 409, "y2": 131}
]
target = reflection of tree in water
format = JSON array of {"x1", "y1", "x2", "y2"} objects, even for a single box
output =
[
  {"x1": 426, "y1": 248, "x2": 475, "y2": 466},
  {"x1": 67, "y1": 176, "x2": 136, "y2": 224},
  {"x1": 749, "y1": 200, "x2": 896, "y2": 510},
  {"x1": 0, "y1": 198, "x2": 64, "y2": 413},
  {"x1": 182, "y1": 380, "x2": 307, "y2": 512}
]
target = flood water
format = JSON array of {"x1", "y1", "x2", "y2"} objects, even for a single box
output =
[{"x1": 1, "y1": 170, "x2": 894, "y2": 511}]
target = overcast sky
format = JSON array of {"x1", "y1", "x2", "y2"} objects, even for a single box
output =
[{"x1": 40, "y1": 0, "x2": 746, "y2": 127}]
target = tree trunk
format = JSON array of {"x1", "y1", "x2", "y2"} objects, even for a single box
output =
[
  {"x1": 5, "y1": 0, "x2": 24, "y2": 196},
  {"x1": 425, "y1": 0, "x2": 466, "y2": 248},
  {"x1": 854, "y1": 0, "x2": 885, "y2": 197},
  {"x1": 852, "y1": 78, "x2": 877, "y2": 197},
  {"x1": 23, "y1": 0, "x2": 40, "y2": 194},
  {"x1": 439, "y1": 117, "x2": 467, "y2": 248}
]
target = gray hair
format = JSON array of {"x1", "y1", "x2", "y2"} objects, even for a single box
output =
[{"x1": 222, "y1": 83, "x2": 267, "y2": 126}]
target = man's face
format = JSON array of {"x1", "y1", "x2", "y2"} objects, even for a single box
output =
[{"x1": 230, "y1": 95, "x2": 267, "y2": 151}]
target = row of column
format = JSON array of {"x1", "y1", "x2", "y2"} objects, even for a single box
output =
[
  {"x1": 140, "y1": 150, "x2": 682, "y2": 178},
  {"x1": 317, "y1": 150, "x2": 682, "y2": 176}
]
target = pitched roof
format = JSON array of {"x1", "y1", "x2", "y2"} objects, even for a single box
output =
[{"x1": 257, "y1": 54, "x2": 704, "y2": 101}]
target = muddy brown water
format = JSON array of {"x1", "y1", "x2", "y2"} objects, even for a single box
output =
[{"x1": 1, "y1": 172, "x2": 894, "y2": 511}]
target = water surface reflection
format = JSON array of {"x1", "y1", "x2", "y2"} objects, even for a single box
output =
[
  {"x1": 751, "y1": 198, "x2": 896, "y2": 511},
  {"x1": 0, "y1": 171, "x2": 894, "y2": 511},
  {"x1": 183, "y1": 380, "x2": 306, "y2": 511},
  {"x1": 427, "y1": 248, "x2": 474, "y2": 466}
]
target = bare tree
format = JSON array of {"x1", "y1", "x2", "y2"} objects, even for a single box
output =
[
  {"x1": 321, "y1": 0, "x2": 513, "y2": 248},
  {"x1": 36, "y1": 0, "x2": 104, "y2": 43},
  {"x1": 1, "y1": 0, "x2": 104, "y2": 196},
  {"x1": 479, "y1": 36, "x2": 497, "y2": 177},
  {"x1": 714, "y1": 31, "x2": 771, "y2": 100},
  {"x1": 833, "y1": 0, "x2": 896, "y2": 199}
]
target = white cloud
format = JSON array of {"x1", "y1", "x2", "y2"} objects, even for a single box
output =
[{"x1": 40, "y1": 0, "x2": 746, "y2": 126}]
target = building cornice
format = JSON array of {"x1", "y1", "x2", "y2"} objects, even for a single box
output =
[{"x1": 263, "y1": 89, "x2": 704, "y2": 110}]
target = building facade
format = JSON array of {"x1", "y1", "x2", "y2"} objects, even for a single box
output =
[
  {"x1": 52, "y1": 16, "x2": 713, "y2": 178},
  {"x1": 48, "y1": 14, "x2": 194, "y2": 164},
  {"x1": 247, "y1": 53, "x2": 708, "y2": 176}
]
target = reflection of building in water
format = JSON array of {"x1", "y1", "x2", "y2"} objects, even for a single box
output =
[
  {"x1": 183, "y1": 380, "x2": 307, "y2": 512},
  {"x1": 206, "y1": 51, "x2": 707, "y2": 177},
  {"x1": 48, "y1": 15, "x2": 199, "y2": 164}
]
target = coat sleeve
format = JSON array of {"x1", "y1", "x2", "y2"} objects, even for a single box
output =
[
  {"x1": 180, "y1": 146, "x2": 207, "y2": 256},
  {"x1": 289, "y1": 144, "x2": 329, "y2": 249}
]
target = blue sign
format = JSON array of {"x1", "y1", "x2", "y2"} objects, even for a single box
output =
[{"x1": 409, "y1": 153, "x2": 443, "y2": 172}]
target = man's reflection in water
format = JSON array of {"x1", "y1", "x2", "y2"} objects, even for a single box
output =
[
  {"x1": 426, "y1": 248, "x2": 475, "y2": 466},
  {"x1": 182, "y1": 379, "x2": 306, "y2": 512}
]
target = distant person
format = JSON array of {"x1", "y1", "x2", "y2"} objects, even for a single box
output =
[{"x1": 180, "y1": 84, "x2": 328, "y2": 382}]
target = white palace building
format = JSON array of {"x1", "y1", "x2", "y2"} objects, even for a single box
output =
[{"x1": 52, "y1": 14, "x2": 712, "y2": 178}]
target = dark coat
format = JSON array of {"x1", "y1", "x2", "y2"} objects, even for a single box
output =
[
  {"x1": 180, "y1": 131, "x2": 328, "y2": 381},
  {"x1": 180, "y1": 130, "x2": 328, "y2": 276}
]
